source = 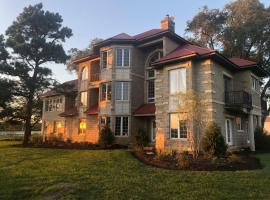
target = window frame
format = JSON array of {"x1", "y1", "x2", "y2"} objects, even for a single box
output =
[
  {"x1": 79, "y1": 119, "x2": 87, "y2": 134},
  {"x1": 45, "y1": 97, "x2": 63, "y2": 112},
  {"x1": 101, "y1": 51, "x2": 108, "y2": 69},
  {"x1": 80, "y1": 91, "x2": 88, "y2": 107},
  {"x1": 236, "y1": 117, "x2": 244, "y2": 131},
  {"x1": 114, "y1": 116, "x2": 129, "y2": 137},
  {"x1": 81, "y1": 66, "x2": 88, "y2": 80},
  {"x1": 100, "y1": 83, "x2": 111, "y2": 101},
  {"x1": 251, "y1": 76, "x2": 257, "y2": 90},
  {"x1": 115, "y1": 82, "x2": 129, "y2": 101},
  {"x1": 115, "y1": 48, "x2": 130, "y2": 67},
  {"x1": 169, "y1": 113, "x2": 188, "y2": 139},
  {"x1": 169, "y1": 68, "x2": 187, "y2": 95}
]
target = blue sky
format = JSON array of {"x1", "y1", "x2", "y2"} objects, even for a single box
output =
[{"x1": 0, "y1": 0, "x2": 269, "y2": 83}]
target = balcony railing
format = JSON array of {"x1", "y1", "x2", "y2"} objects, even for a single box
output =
[
  {"x1": 225, "y1": 90, "x2": 252, "y2": 109},
  {"x1": 90, "y1": 73, "x2": 100, "y2": 82}
]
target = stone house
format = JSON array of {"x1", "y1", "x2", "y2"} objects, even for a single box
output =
[{"x1": 41, "y1": 16, "x2": 267, "y2": 151}]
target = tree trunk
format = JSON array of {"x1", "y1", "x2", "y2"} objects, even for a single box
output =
[{"x1": 23, "y1": 95, "x2": 34, "y2": 146}]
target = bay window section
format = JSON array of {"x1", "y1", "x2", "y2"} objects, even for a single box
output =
[
  {"x1": 170, "y1": 114, "x2": 187, "y2": 139},
  {"x1": 115, "y1": 82, "x2": 129, "y2": 101},
  {"x1": 100, "y1": 83, "x2": 111, "y2": 101},
  {"x1": 116, "y1": 48, "x2": 130, "y2": 67},
  {"x1": 114, "y1": 116, "x2": 129, "y2": 136}
]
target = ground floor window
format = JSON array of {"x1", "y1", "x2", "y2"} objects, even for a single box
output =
[
  {"x1": 79, "y1": 119, "x2": 86, "y2": 134},
  {"x1": 54, "y1": 121, "x2": 63, "y2": 134},
  {"x1": 114, "y1": 116, "x2": 129, "y2": 136},
  {"x1": 236, "y1": 117, "x2": 243, "y2": 131},
  {"x1": 170, "y1": 113, "x2": 187, "y2": 139}
]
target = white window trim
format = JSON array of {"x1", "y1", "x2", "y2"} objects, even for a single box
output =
[
  {"x1": 236, "y1": 117, "x2": 244, "y2": 132},
  {"x1": 251, "y1": 76, "x2": 257, "y2": 90},
  {"x1": 116, "y1": 48, "x2": 130, "y2": 67},
  {"x1": 101, "y1": 51, "x2": 108, "y2": 69},
  {"x1": 115, "y1": 82, "x2": 129, "y2": 101},
  {"x1": 100, "y1": 83, "x2": 111, "y2": 102},
  {"x1": 169, "y1": 67, "x2": 187, "y2": 95},
  {"x1": 114, "y1": 116, "x2": 129, "y2": 137},
  {"x1": 169, "y1": 114, "x2": 188, "y2": 140}
]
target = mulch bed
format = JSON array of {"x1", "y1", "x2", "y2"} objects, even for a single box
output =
[
  {"x1": 132, "y1": 151, "x2": 262, "y2": 171},
  {"x1": 12, "y1": 143, "x2": 128, "y2": 150}
]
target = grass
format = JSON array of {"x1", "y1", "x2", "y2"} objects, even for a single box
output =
[{"x1": 0, "y1": 140, "x2": 270, "y2": 200}]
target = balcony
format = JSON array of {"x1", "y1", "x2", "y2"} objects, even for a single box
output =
[
  {"x1": 90, "y1": 73, "x2": 100, "y2": 82},
  {"x1": 225, "y1": 90, "x2": 252, "y2": 113}
]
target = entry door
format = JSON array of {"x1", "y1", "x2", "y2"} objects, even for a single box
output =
[
  {"x1": 151, "y1": 119, "x2": 156, "y2": 142},
  {"x1": 225, "y1": 119, "x2": 233, "y2": 145}
]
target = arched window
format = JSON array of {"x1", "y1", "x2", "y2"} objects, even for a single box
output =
[
  {"x1": 81, "y1": 67, "x2": 88, "y2": 80},
  {"x1": 146, "y1": 50, "x2": 163, "y2": 103}
]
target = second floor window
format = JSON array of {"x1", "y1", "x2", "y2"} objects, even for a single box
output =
[
  {"x1": 101, "y1": 51, "x2": 107, "y2": 69},
  {"x1": 81, "y1": 67, "x2": 88, "y2": 80},
  {"x1": 100, "y1": 83, "x2": 111, "y2": 101},
  {"x1": 116, "y1": 48, "x2": 130, "y2": 67},
  {"x1": 252, "y1": 76, "x2": 257, "y2": 90},
  {"x1": 115, "y1": 82, "x2": 129, "y2": 100},
  {"x1": 80, "y1": 91, "x2": 87, "y2": 106},
  {"x1": 45, "y1": 97, "x2": 63, "y2": 112},
  {"x1": 169, "y1": 68, "x2": 186, "y2": 95}
]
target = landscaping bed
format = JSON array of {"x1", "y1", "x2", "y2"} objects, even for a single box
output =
[{"x1": 132, "y1": 150, "x2": 262, "y2": 171}]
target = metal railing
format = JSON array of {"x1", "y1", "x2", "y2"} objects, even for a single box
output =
[
  {"x1": 225, "y1": 90, "x2": 252, "y2": 108},
  {"x1": 90, "y1": 73, "x2": 100, "y2": 82}
]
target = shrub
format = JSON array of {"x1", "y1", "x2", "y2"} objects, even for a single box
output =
[
  {"x1": 30, "y1": 134, "x2": 43, "y2": 145},
  {"x1": 99, "y1": 125, "x2": 114, "y2": 147},
  {"x1": 201, "y1": 122, "x2": 227, "y2": 157},
  {"x1": 176, "y1": 152, "x2": 190, "y2": 169},
  {"x1": 155, "y1": 149, "x2": 177, "y2": 161},
  {"x1": 134, "y1": 129, "x2": 149, "y2": 148},
  {"x1": 254, "y1": 127, "x2": 270, "y2": 151}
]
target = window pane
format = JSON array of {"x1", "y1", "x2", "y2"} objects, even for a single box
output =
[
  {"x1": 107, "y1": 84, "x2": 111, "y2": 100},
  {"x1": 82, "y1": 67, "x2": 88, "y2": 80},
  {"x1": 178, "y1": 68, "x2": 186, "y2": 93},
  {"x1": 123, "y1": 49, "x2": 130, "y2": 66},
  {"x1": 101, "y1": 84, "x2": 106, "y2": 101},
  {"x1": 102, "y1": 52, "x2": 107, "y2": 69},
  {"x1": 80, "y1": 92, "x2": 87, "y2": 106},
  {"x1": 115, "y1": 82, "x2": 122, "y2": 100},
  {"x1": 106, "y1": 117, "x2": 111, "y2": 126},
  {"x1": 170, "y1": 114, "x2": 179, "y2": 138},
  {"x1": 115, "y1": 117, "x2": 121, "y2": 136},
  {"x1": 148, "y1": 80, "x2": 155, "y2": 101},
  {"x1": 148, "y1": 69, "x2": 155, "y2": 78},
  {"x1": 116, "y1": 49, "x2": 122, "y2": 66},
  {"x1": 123, "y1": 82, "x2": 129, "y2": 100},
  {"x1": 179, "y1": 121, "x2": 187, "y2": 138},
  {"x1": 169, "y1": 70, "x2": 178, "y2": 94},
  {"x1": 122, "y1": 117, "x2": 129, "y2": 136},
  {"x1": 79, "y1": 119, "x2": 86, "y2": 134}
]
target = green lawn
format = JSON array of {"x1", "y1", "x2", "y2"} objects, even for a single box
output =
[{"x1": 0, "y1": 140, "x2": 270, "y2": 200}]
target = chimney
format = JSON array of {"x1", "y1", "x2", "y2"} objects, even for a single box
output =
[{"x1": 161, "y1": 15, "x2": 175, "y2": 32}]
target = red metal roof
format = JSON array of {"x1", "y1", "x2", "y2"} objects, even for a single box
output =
[
  {"x1": 133, "y1": 29, "x2": 166, "y2": 40},
  {"x1": 84, "y1": 105, "x2": 98, "y2": 115},
  {"x1": 228, "y1": 57, "x2": 257, "y2": 68},
  {"x1": 153, "y1": 44, "x2": 215, "y2": 65},
  {"x1": 133, "y1": 103, "x2": 156, "y2": 116},
  {"x1": 111, "y1": 33, "x2": 133, "y2": 40},
  {"x1": 42, "y1": 79, "x2": 78, "y2": 97},
  {"x1": 59, "y1": 107, "x2": 78, "y2": 117}
]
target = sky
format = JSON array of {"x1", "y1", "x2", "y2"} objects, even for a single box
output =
[{"x1": 0, "y1": 0, "x2": 269, "y2": 83}]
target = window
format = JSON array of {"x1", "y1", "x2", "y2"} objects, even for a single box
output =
[
  {"x1": 169, "y1": 68, "x2": 186, "y2": 94},
  {"x1": 236, "y1": 117, "x2": 243, "y2": 131},
  {"x1": 252, "y1": 76, "x2": 257, "y2": 90},
  {"x1": 79, "y1": 119, "x2": 86, "y2": 134},
  {"x1": 45, "y1": 97, "x2": 63, "y2": 112},
  {"x1": 115, "y1": 82, "x2": 129, "y2": 100},
  {"x1": 116, "y1": 48, "x2": 130, "y2": 67},
  {"x1": 54, "y1": 121, "x2": 63, "y2": 134},
  {"x1": 101, "y1": 51, "x2": 107, "y2": 69},
  {"x1": 147, "y1": 79, "x2": 155, "y2": 102},
  {"x1": 80, "y1": 91, "x2": 87, "y2": 106},
  {"x1": 146, "y1": 51, "x2": 163, "y2": 103},
  {"x1": 170, "y1": 114, "x2": 188, "y2": 139},
  {"x1": 114, "y1": 116, "x2": 129, "y2": 136},
  {"x1": 81, "y1": 67, "x2": 88, "y2": 80},
  {"x1": 100, "y1": 83, "x2": 111, "y2": 101}
]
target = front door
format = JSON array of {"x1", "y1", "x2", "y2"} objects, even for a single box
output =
[
  {"x1": 225, "y1": 118, "x2": 233, "y2": 145},
  {"x1": 150, "y1": 119, "x2": 156, "y2": 142}
]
